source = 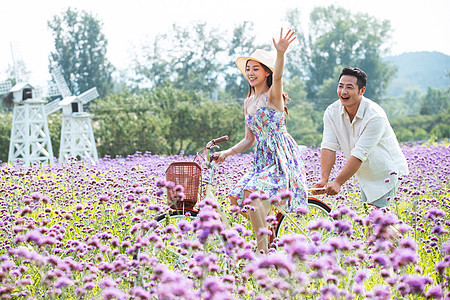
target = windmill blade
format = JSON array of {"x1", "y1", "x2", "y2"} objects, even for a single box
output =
[
  {"x1": 0, "y1": 81, "x2": 12, "y2": 94},
  {"x1": 10, "y1": 42, "x2": 25, "y2": 83},
  {"x1": 46, "y1": 82, "x2": 62, "y2": 97},
  {"x1": 78, "y1": 87, "x2": 99, "y2": 104},
  {"x1": 51, "y1": 66, "x2": 72, "y2": 98},
  {"x1": 45, "y1": 98, "x2": 62, "y2": 115}
]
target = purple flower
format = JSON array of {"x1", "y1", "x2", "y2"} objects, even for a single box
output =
[
  {"x1": 98, "y1": 194, "x2": 110, "y2": 202},
  {"x1": 173, "y1": 184, "x2": 184, "y2": 193},
  {"x1": 354, "y1": 270, "x2": 368, "y2": 284},
  {"x1": 99, "y1": 277, "x2": 117, "y2": 289},
  {"x1": 307, "y1": 218, "x2": 334, "y2": 232},
  {"x1": 178, "y1": 220, "x2": 194, "y2": 232},
  {"x1": 30, "y1": 192, "x2": 42, "y2": 201},
  {"x1": 327, "y1": 236, "x2": 353, "y2": 251},
  {"x1": 254, "y1": 253, "x2": 294, "y2": 274},
  {"x1": 270, "y1": 195, "x2": 281, "y2": 205},
  {"x1": 134, "y1": 186, "x2": 145, "y2": 194},
  {"x1": 431, "y1": 225, "x2": 448, "y2": 235},
  {"x1": 334, "y1": 219, "x2": 353, "y2": 234},
  {"x1": 284, "y1": 239, "x2": 315, "y2": 261},
  {"x1": 279, "y1": 190, "x2": 294, "y2": 201},
  {"x1": 425, "y1": 208, "x2": 446, "y2": 220},
  {"x1": 402, "y1": 274, "x2": 434, "y2": 295},
  {"x1": 102, "y1": 287, "x2": 128, "y2": 300},
  {"x1": 54, "y1": 277, "x2": 74, "y2": 289},
  {"x1": 371, "y1": 284, "x2": 391, "y2": 298},
  {"x1": 309, "y1": 254, "x2": 333, "y2": 271},
  {"x1": 372, "y1": 253, "x2": 391, "y2": 267},
  {"x1": 236, "y1": 249, "x2": 255, "y2": 260},
  {"x1": 129, "y1": 287, "x2": 151, "y2": 299},
  {"x1": 257, "y1": 228, "x2": 272, "y2": 236},
  {"x1": 442, "y1": 241, "x2": 450, "y2": 255},
  {"x1": 156, "y1": 178, "x2": 165, "y2": 187},
  {"x1": 165, "y1": 181, "x2": 175, "y2": 189},
  {"x1": 425, "y1": 285, "x2": 444, "y2": 299},
  {"x1": 294, "y1": 206, "x2": 310, "y2": 215},
  {"x1": 390, "y1": 248, "x2": 418, "y2": 270}
]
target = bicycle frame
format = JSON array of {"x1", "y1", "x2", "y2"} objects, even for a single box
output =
[
  {"x1": 195, "y1": 136, "x2": 231, "y2": 229},
  {"x1": 204, "y1": 161, "x2": 231, "y2": 229}
]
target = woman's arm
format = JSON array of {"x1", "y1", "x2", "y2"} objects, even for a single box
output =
[
  {"x1": 269, "y1": 28, "x2": 296, "y2": 111},
  {"x1": 213, "y1": 126, "x2": 255, "y2": 162}
]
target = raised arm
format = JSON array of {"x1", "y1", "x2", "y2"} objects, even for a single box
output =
[{"x1": 269, "y1": 28, "x2": 296, "y2": 110}]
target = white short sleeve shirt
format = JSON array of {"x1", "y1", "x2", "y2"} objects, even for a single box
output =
[{"x1": 321, "y1": 97, "x2": 409, "y2": 202}]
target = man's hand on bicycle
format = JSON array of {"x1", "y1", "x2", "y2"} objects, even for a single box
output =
[{"x1": 311, "y1": 179, "x2": 341, "y2": 196}]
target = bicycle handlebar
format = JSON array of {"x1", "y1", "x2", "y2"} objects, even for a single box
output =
[
  {"x1": 208, "y1": 136, "x2": 229, "y2": 148},
  {"x1": 195, "y1": 135, "x2": 229, "y2": 164}
]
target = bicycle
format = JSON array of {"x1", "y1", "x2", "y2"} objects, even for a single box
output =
[{"x1": 146, "y1": 136, "x2": 332, "y2": 253}]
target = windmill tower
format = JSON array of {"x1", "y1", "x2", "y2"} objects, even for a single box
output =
[
  {"x1": 50, "y1": 65, "x2": 99, "y2": 162},
  {"x1": 8, "y1": 83, "x2": 55, "y2": 164},
  {"x1": 7, "y1": 43, "x2": 55, "y2": 165}
]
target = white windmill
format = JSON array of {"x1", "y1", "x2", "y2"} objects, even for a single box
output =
[
  {"x1": 50, "y1": 65, "x2": 99, "y2": 162},
  {"x1": 0, "y1": 81, "x2": 13, "y2": 96},
  {"x1": 7, "y1": 43, "x2": 55, "y2": 165}
]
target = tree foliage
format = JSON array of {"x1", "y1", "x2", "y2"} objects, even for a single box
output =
[
  {"x1": 286, "y1": 6, "x2": 396, "y2": 110},
  {"x1": 221, "y1": 22, "x2": 270, "y2": 100},
  {"x1": 48, "y1": 7, "x2": 114, "y2": 97},
  {"x1": 91, "y1": 85, "x2": 242, "y2": 157},
  {"x1": 135, "y1": 23, "x2": 225, "y2": 98},
  {"x1": 0, "y1": 112, "x2": 12, "y2": 162},
  {"x1": 419, "y1": 87, "x2": 450, "y2": 115}
]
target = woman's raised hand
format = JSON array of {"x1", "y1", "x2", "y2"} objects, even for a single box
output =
[{"x1": 272, "y1": 28, "x2": 296, "y2": 53}]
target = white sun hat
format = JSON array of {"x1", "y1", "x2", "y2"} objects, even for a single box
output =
[{"x1": 236, "y1": 49, "x2": 275, "y2": 76}]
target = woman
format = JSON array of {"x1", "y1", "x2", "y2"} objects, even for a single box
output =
[{"x1": 212, "y1": 28, "x2": 307, "y2": 254}]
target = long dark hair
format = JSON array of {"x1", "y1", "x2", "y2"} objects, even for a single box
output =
[{"x1": 246, "y1": 61, "x2": 290, "y2": 118}]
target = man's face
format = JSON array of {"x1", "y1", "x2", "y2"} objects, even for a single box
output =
[{"x1": 337, "y1": 75, "x2": 365, "y2": 111}]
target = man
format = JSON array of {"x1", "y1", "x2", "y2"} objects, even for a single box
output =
[{"x1": 312, "y1": 67, "x2": 408, "y2": 208}]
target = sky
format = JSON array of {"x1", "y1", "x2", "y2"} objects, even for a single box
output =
[{"x1": 1, "y1": 0, "x2": 449, "y2": 86}]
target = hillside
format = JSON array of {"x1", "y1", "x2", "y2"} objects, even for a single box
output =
[{"x1": 385, "y1": 51, "x2": 450, "y2": 97}]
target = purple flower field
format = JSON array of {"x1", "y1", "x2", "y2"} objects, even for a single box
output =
[{"x1": 0, "y1": 142, "x2": 449, "y2": 299}]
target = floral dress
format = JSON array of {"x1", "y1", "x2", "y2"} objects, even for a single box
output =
[{"x1": 229, "y1": 101, "x2": 308, "y2": 213}]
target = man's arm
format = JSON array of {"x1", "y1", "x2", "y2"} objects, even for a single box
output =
[
  {"x1": 312, "y1": 148, "x2": 336, "y2": 195},
  {"x1": 325, "y1": 156, "x2": 362, "y2": 195}
]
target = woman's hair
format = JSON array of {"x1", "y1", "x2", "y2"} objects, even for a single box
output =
[{"x1": 246, "y1": 60, "x2": 290, "y2": 118}]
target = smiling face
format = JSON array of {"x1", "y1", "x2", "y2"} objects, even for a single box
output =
[
  {"x1": 337, "y1": 75, "x2": 366, "y2": 115},
  {"x1": 245, "y1": 60, "x2": 270, "y2": 88}
]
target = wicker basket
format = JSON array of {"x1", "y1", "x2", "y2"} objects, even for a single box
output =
[{"x1": 166, "y1": 162, "x2": 202, "y2": 209}]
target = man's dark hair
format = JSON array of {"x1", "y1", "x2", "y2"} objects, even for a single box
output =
[{"x1": 339, "y1": 67, "x2": 367, "y2": 90}]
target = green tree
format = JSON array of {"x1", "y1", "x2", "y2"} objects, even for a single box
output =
[
  {"x1": 286, "y1": 6, "x2": 396, "y2": 110},
  {"x1": 0, "y1": 112, "x2": 12, "y2": 162},
  {"x1": 221, "y1": 22, "x2": 270, "y2": 100},
  {"x1": 315, "y1": 65, "x2": 343, "y2": 109},
  {"x1": 91, "y1": 89, "x2": 170, "y2": 157},
  {"x1": 48, "y1": 7, "x2": 114, "y2": 97},
  {"x1": 381, "y1": 88, "x2": 423, "y2": 119},
  {"x1": 419, "y1": 87, "x2": 450, "y2": 115},
  {"x1": 91, "y1": 85, "x2": 243, "y2": 157},
  {"x1": 286, "y1": 100, "x2": 323, "y2": 146},
  {"x1": 284, "y1": 75, "x2": 307, "y2": 102},
  {"x1": 135, "y1": 22, "x2": 224, "y2": 99}
]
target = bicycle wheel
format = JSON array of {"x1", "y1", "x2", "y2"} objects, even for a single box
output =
[{"x1": 272, "y1": 197, "x2": 333, "y2": 247}]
